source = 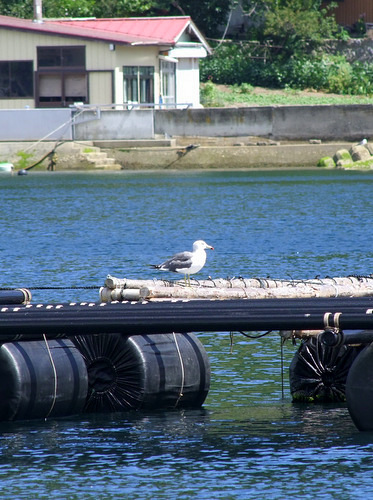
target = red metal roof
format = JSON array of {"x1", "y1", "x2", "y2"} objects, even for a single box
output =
[
  {"x1": 52, "y1": 17, "x2": 192, "y2": 44},
  {"x1": 0, "y1": 15, "x2": 200, "y2": 46}
]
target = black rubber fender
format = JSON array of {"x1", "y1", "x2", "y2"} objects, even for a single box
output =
[
  {"x1": 289, "y1": 335, "x2": 364, "y2": 403},
  {"x1": 0, "y1": 339, "x2": 88, "y2": 421},
  {"x1": 346, "y1": 343, "x2": 373, "y2": 431},
  {"x1": 72, "y1": 332, "x2": 211, "y2": 412}
]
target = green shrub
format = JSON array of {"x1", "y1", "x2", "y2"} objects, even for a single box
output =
[
  {"x1": 15, "y1": 150, "x2": 34, "y2": 169},
  {"x1": 200, "y1": 80, "x2": 218, "y2": 106},
  {"x1": 201, "y1": 47, "x2": 373, "y2": 95}
]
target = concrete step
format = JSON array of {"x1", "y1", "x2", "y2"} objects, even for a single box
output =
[
  {"x1": 93, "y1": 139, "x2": 176, "y2": 148},
  {"x1": 76, "y1": 144, "x2": 122, "y2": 169},
  {"x1": 80, "y1": 152, "x2": 108, "y2": 162}
]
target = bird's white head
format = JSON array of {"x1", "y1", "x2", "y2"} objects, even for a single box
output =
[{"x1": 193, "y1": 240, "x2": 214, "y2": 251}]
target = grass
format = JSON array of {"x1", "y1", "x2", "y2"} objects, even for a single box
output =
[{"x1": 200, "y1": 83, "x2": 373, "y2": 107}]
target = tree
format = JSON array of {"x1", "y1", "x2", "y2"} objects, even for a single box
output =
[
  {"x1": 262, "y1": 0, "x2": 340, "y2": 58},
  {"x1": 150, "y1": 1, "x2": 233, "y2": 37},
  {"x1": 0, "y1": 0, "x2": 234, "y2": 37},
  {"x1": 0, "y1": 0, "x2": 33, "y2": 18}
]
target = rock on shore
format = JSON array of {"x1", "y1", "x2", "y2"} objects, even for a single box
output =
[{"x1": 318, "y1": 141, "x2": 373, "y2": 170}]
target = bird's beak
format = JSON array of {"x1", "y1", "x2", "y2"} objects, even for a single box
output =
[{"x1": 208, "y1": 245, "x2": 214, "y2": 250}]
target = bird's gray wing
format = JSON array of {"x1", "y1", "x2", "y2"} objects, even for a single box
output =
[{"x1": 161, "y1": 251, "x2": 193, "y2": 271}]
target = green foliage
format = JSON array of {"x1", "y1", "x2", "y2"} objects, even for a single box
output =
[
  {"x1": 233, "y1": 83, "x2": 254, "y2": 94},
  {"x1": 201, "y1": 45, "x2": 373, "y2": 96},
  {"x1": 15, "y1": 150, "x2": 33, "y2": 169},
  {"x1": 0, "y1": 0, "x2": 33, "y2": 17},
  {"x1": 199, "y1": 82, "x2": 373, "y2": 107},
  {"x1": 0, "y1": 0, "x2": 232, "y2": 34},
  {"x1": 317, "y1": 156, "x2": 335, "y2": 168},
  {"x1": 44, "y1": 0, "x2": 96, "y2": 18},
  {"x1": 93, "y1": 0, "x2": 156, "y2": 17},
  {"x1": 263, "y1": 0, "x2": 341, "y2": 58},
  {"x1": 150, "y1": 0, "x2": 232, "y2": 37},
  {"x1": 200, "y1": 80, "x2": 226, "y2": 107}
]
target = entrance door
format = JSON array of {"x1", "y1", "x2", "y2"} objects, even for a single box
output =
[{"x1": 160, "y1": 60, "x2": 176, "y2": 106}]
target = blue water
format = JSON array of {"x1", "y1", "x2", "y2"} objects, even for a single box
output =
[{"x1": 1, "y1": 168, "x2": 373, "y2": 499}]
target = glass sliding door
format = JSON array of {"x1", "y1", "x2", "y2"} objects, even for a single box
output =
[
  {"x1": 123, "y1": 66, "x2": 154, "y2": 106},
  {"x1": 160, "y1": 60, "x2": 176, "y2": 106}
]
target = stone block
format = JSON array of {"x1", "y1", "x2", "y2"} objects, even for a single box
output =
[{"x1": 349, "y1": 144, "x2": 371, "y2": 162}]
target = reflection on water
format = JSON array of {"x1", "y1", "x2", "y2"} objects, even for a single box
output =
[
  {"x1": 0, "y1": 405, "x2": 368, "y2": 499},
  {"x1": 1, "y1": 169, "x2": 373, "y2": 498}
]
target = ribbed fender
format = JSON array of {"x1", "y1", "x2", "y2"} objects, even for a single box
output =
[
  {"x1": 289, "y1": 336, "x2": 364, "y2": 403},
  {"x1": 72, "y1": 332, "x2": 211, "y2": 412}
]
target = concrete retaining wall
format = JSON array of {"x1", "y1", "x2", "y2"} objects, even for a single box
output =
[
  {"x1": 154, "y1": 107, "x2": 274, "y2": 138},
  {"x1": 1, "y1": 104, "x2": 373, "y2": 142},
  {"x1": 73, "y1": 109, "x2": 154, "y2": 140},
  {"x1": 0, "y1": 109, "x2": 72, "y2": 141},
  {"x1": 155, "y1": 104, "x2": 373, "y2": 141}
]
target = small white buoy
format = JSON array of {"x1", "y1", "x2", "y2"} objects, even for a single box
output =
[{"x1": 0, "y1": 162, "x2": 14, "y2": 173}]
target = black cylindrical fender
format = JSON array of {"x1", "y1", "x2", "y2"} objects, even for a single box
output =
[
  {"x1": 0, "y1": 339, "x2": 88, "y2": 421},
  {"x1": 72, "y1": 332, "x2": 211, "y2": 412},
  {"x1": 346, "y1": 343, "x2": 373, "y2": 431}
]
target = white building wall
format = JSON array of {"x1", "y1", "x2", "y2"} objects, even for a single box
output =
[
  {"x1": 89, "y1": 71, "x2": 113, "y2": 105},
  {"x1": 176, "y1": 58, "x2": 201, "y2": 108}
]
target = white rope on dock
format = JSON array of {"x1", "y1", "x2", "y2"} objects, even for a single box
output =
[{"x1": 43, "y1": 333, "x2": 58, "y2": 420}]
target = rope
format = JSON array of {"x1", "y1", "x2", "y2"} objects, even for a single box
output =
[
  {"x1": 23, "y1": 109, "x2": 85, "y2": 153},
  {"x1": 18, "y1": 108, "x2": 87, "y2": 172},
  {"x1": 239, "y1": 330, "x2": 273, "y2": 339},
  {"x1": 43, "y1": 334, "x2": 58, "y2": 420},
  {"x1": 229, "y1": 330, "x2": 273, "y2": 353},
  {"x1": 173, "y1": 332, "x2": 185, "y2": 408},
  {"x1": 0, "y1": 286, "x2": 100, "y2": 291},
  {"x1": 280, "y1": 337, "x2": 284, "y2": 398},
  {"x1": 215, "y1": 8, "x2": 233, "y2": 49}
]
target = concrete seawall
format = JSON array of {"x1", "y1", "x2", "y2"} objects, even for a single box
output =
[
  {"x1": 109, "y1": 141, "x2": 355, "y2": 169},
  {"x1": 0, "y1": 139, "x2": 357, "y2": 170}
]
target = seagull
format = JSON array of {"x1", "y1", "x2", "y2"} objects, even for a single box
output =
[{"x1": 151, "y1": 240, "x2": 214, "y2": 284}]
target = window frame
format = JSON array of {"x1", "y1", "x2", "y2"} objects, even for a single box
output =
[
  {"x1": 0, "y1": 60, "x2": 34, "y2": 99},
  {"x1": 123, "y1": 65, "x2": 154, "y2": 105},
  {"x1": 37, "y1": 46, "x2": 86, "y2": 70}
]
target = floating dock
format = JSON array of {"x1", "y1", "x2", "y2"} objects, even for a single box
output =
[{"x1": 1, "y1": 275, "x2": 373, "y2": 431}]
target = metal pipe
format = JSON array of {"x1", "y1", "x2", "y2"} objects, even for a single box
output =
[
  {"x1": 321, "y1": 329, "x2": 373, "y2": 347},
  {"x1": 0, "y1": 298, "x2": 373, "y2": 341},
  {"x1": 0, "y1": 289, "x2": 32, "y2": 305},
  {"x1": 33, "y1": 0, "x2": 43, "y2": 23}
]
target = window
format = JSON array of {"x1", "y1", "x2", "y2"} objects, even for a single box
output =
[
  {"x1": 0, "y1": 61, "x2": 33, "y2": 98},
  {"x1": 160, "y1": 60, "x2": 176, "y2": 105},
  {"x1": 123, "y1": 66, "x2": 154, "y2": 104},
  {"x1": 37, "y1": 46, "x2": 85, "y2": 69},
  {"x1": 36, "y1": 46, "x2": 87, "y2": 107},
  {"x1": 37, "y1": 73, "x2": 87, "y2": 105}
]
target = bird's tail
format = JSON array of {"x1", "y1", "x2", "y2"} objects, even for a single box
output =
[{"x1": 149, "y1": 264, "x2": 161, "y2": 269}]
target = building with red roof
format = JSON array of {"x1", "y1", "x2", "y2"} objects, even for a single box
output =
[{"x1": 0, "y1": 13, "x2": 211, "y2": 109}]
